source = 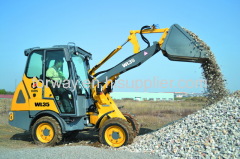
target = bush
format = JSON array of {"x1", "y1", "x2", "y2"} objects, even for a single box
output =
[{"x1": 0, "y1": 89, "x2": 14, "y2": 95}]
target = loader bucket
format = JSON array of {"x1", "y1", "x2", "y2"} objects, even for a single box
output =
[{"x1": 161, "y1": 24, "x2": 209, "y2": 63}]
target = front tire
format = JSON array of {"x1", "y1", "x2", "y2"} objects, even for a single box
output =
[
  {"x1": 32, "y1": 116, "x2": 62, "y2": 146},
  {"x1": 99, "y1": 118, "x2": 134, "y2": 148},
  {"x1": 123, "y1": 113, "x2": 140, "y2": 137}
]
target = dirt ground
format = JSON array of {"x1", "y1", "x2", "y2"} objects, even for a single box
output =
[{"x1": 0, "y1": 113, "x2": 154, "y2": 149}]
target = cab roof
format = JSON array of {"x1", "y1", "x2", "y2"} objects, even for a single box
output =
[{"x1": 24, "y1": 44, "x2": 92, "y2": 60}]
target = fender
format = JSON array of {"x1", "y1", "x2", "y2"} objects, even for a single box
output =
[
  {"x1": 29, "y1": 110, "x2": 66, "y2": 133},
  {"x1": 95, "y1": 110, "x2": 114, "y2": 129}
]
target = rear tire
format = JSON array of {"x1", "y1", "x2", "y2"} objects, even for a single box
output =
[
  {"x1": 99, "y1": 118, "x2": 134, "y2": 148},
  {"x1": 32, "y1": 116, "x2": 62, "y2": 146}
]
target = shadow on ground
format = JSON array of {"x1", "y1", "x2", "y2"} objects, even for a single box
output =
[
  {"x1": 139, "y1": 128, "x2": 154, "y2": 135},
  {"x1": 10, "y1": 131, "x2": 32, "y2": 142},
  {"x1": 9, "y1": 127, "x2": 154, "y2": 147}
]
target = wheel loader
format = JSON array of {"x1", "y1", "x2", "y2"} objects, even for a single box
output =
[{"x1": 9, "y1": 24, "x2": 209, "y2": 147}]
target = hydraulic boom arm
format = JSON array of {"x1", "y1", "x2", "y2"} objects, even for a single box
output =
[
  {"x1": 89, "y1": 24, "x2": 209, "y2": 85},
  {"x1": 89, "y1": 25, "x2": 169, "y2": 82}
]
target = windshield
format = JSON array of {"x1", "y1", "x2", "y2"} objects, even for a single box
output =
[{"x1": 72, "y1": 55, "x2": 90, "y2": 93}]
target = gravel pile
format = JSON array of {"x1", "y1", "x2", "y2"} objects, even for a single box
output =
[
  {"x1": 119, "y1": 91, "x2": 240, "y2": 158},
  {"x1": 184, "y1": 28, "x2": 228, "y2": 105}
]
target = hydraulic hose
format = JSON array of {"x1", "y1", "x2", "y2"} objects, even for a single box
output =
[{"x1": 140, "y1": 25, "x2": 151, "y2": 48}]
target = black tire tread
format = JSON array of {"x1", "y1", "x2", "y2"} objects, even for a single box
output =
[
  {"x1": 31, "y1": 116, "x2": 62, "y2": 146},
  {"x1": 99, "y1": 117, "x2": 134, "y2": 147},
  {"x1": 123, "y1": 113, "x2": 140, "y2": 137}
]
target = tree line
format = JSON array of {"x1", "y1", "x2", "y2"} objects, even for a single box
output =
[{"x1": 0, "y1": 89, "x2": 14, "y2": 95}]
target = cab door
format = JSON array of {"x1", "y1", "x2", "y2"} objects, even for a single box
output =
[
  {"x1": 24, "y1": 50, "x2": 59, "y2": 114},
  {"x1": 43, "y1": 49, "x2": 75, "y2": 114}
]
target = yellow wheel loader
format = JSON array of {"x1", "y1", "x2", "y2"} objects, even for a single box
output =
[{"x1": 9, "y1": 24, "x2": 209, "y2": 147}]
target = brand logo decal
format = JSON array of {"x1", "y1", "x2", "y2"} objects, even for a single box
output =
[
  {"x1": 122, "y1": 58, "x2": 135, "y2": 68},
  {"x1": 31, "y1": 82, "x2": 38, "y2": 89},
  {"x1": 35, "y1": 102, "x2": 50, "y2": 107}
]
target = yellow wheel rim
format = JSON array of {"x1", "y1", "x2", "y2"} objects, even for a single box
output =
[
  {"x1": 36, "y1": 123, "x2": 54, "y2": 143},
  {"x1": 105, "y1": 125, "x2": 126, "y2": 147}
]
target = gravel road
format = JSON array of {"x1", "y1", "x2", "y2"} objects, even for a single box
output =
[{"x1": 0, "y1": 145, "x2": 159, "y2": 159}]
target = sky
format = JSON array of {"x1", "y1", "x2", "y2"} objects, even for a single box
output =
[{"x1": 0, "y1": 0, "x2": 239, "y2": 93}]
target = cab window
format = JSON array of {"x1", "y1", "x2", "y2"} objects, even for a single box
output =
[{"x1": 25, "y1": 50, "x2": 44, "y2": 78}]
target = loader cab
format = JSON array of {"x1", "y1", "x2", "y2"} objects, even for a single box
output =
[{"x1": 24, "y1": 45, "x2": 92, "y2": 116}]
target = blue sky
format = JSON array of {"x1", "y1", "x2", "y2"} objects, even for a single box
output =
[{"x1": 0, "y1": 0, "x2": 239, "y2": 93}]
